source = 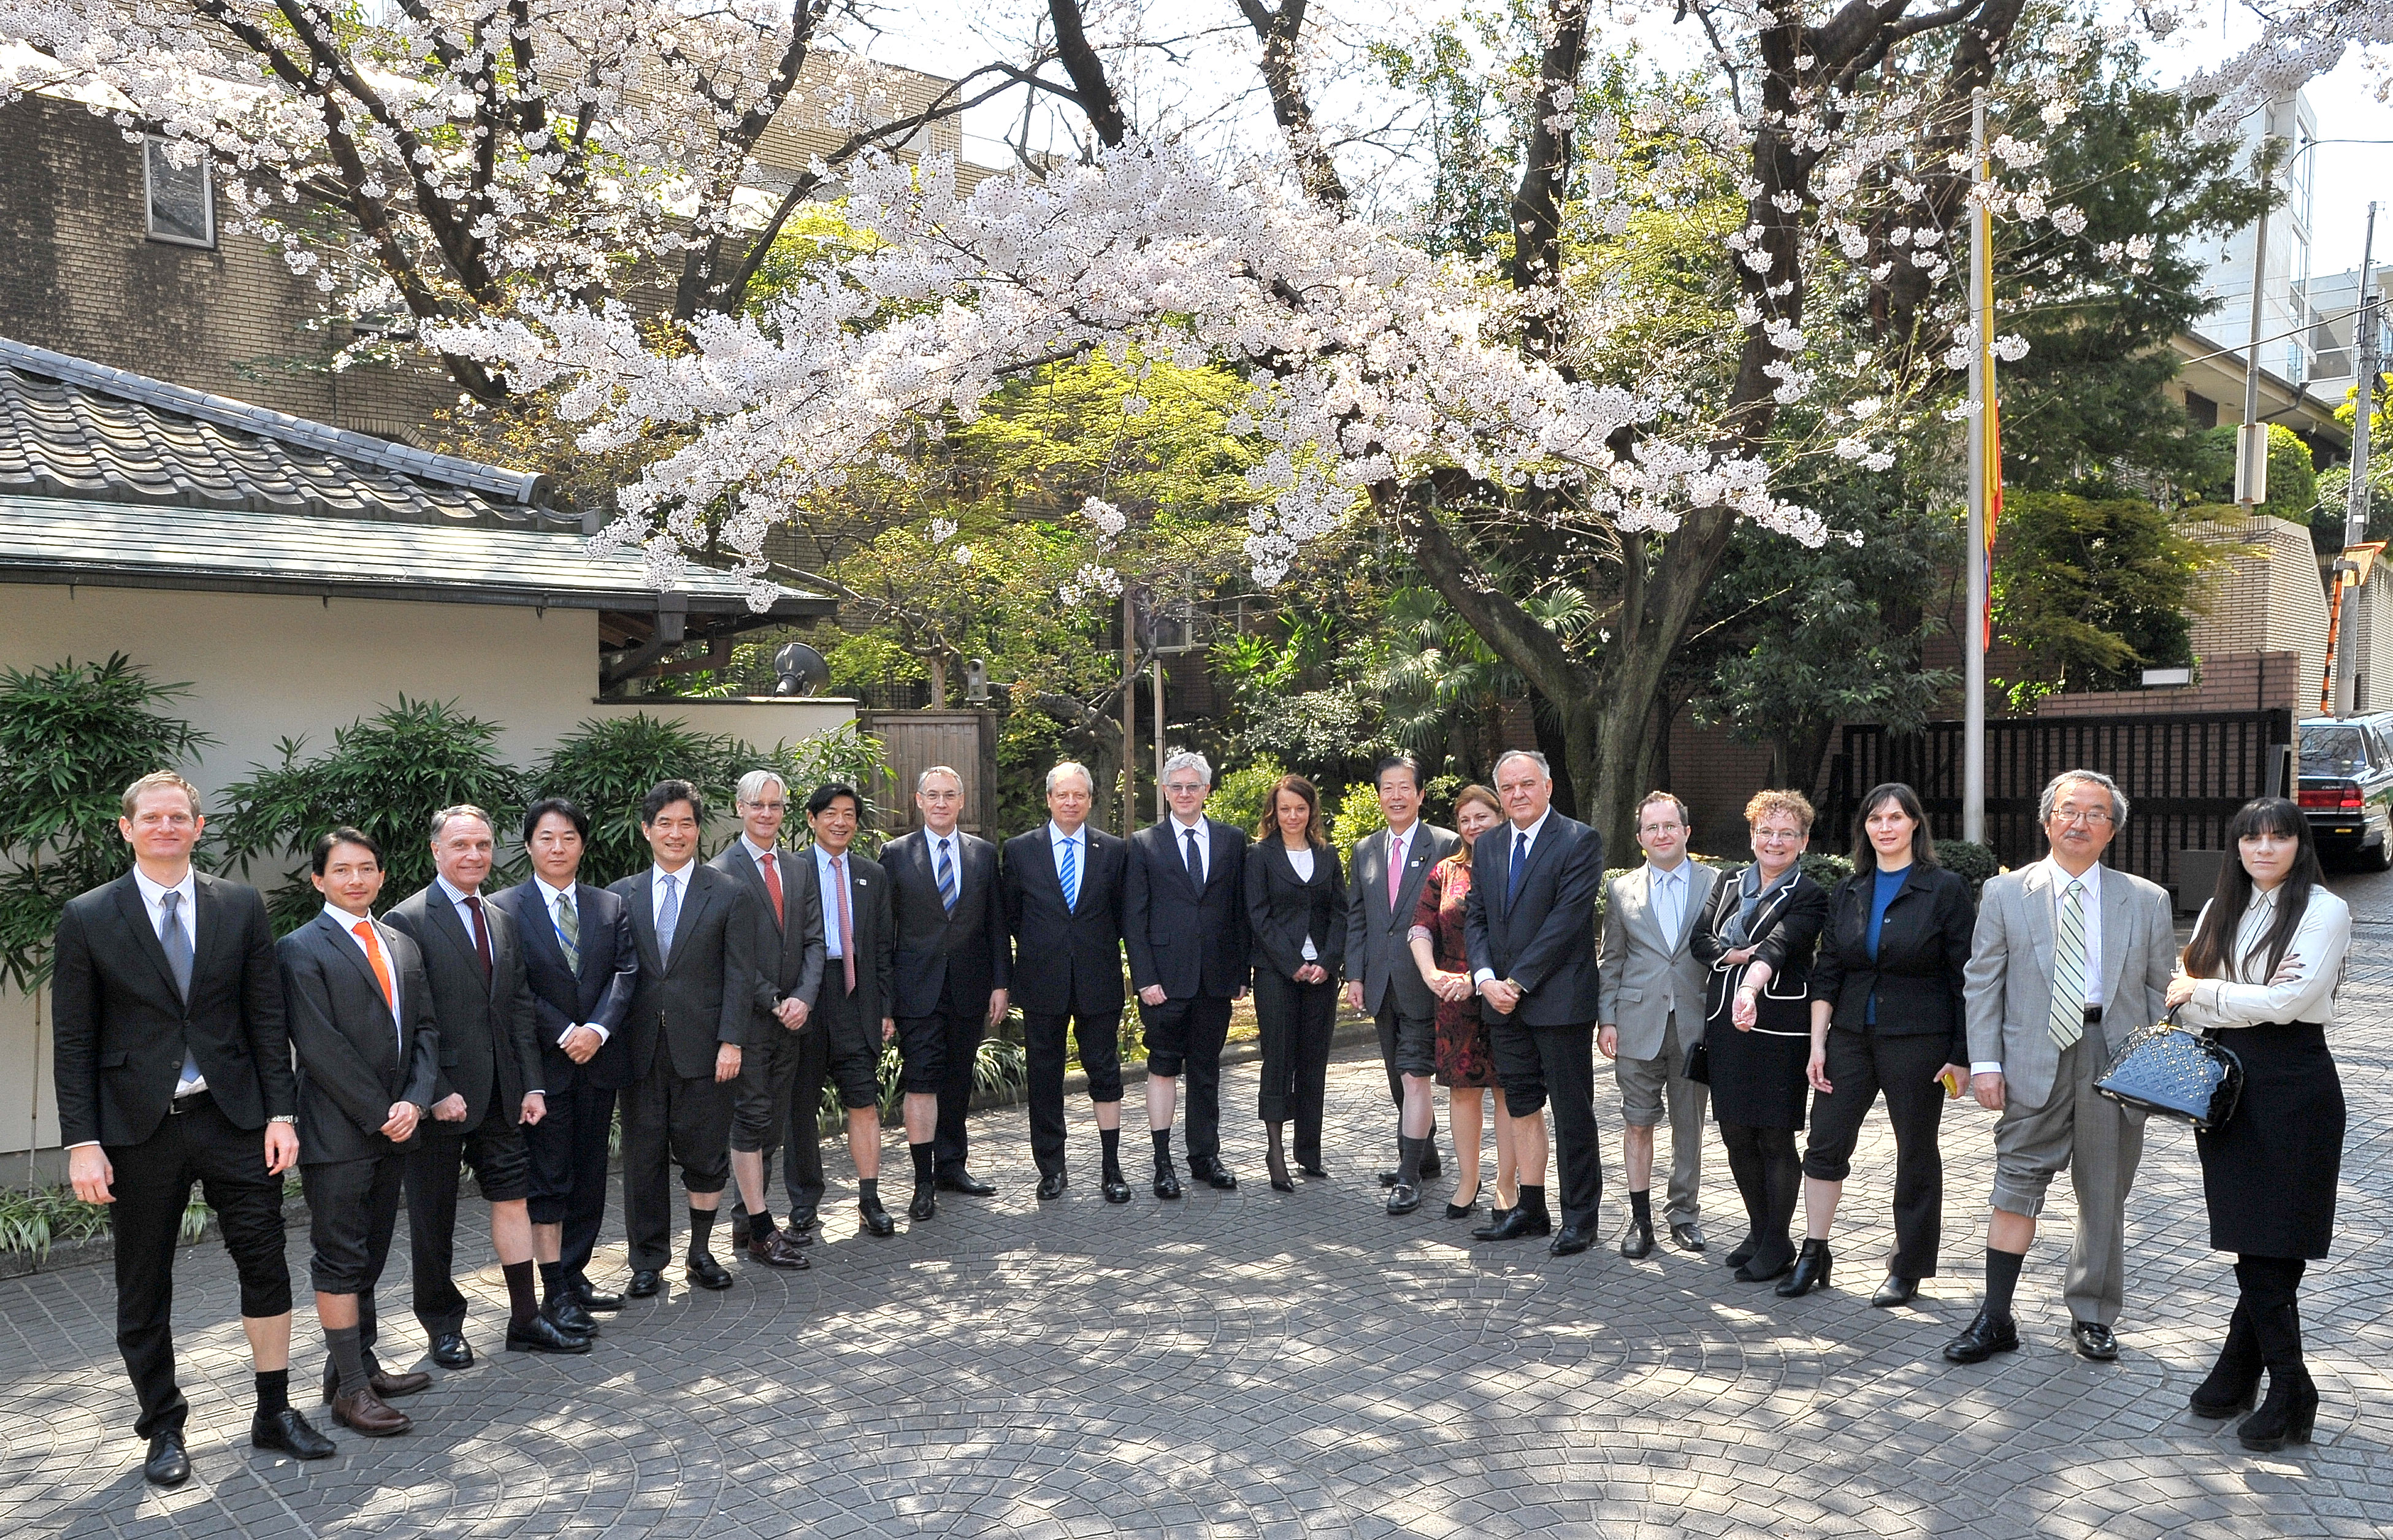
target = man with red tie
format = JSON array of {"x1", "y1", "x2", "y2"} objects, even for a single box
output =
[{"x1": 277, "y1": 828, "x2": 441, "y2": 1437}]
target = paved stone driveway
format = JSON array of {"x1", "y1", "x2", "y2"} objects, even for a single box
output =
[{"x1": 6, "y1": 878, "x2": 2387, "y2": 1539}]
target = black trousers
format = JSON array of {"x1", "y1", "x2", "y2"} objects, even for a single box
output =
[
  {"x1": 897, "y1": 980, "x2": 986, "y2": 1173},
  {"x1": 619, "y1": 1053, "x2": 734, "y2": 1270},
  {"x1": 404, "y1": 1113, "x2": 531, "y2": 1335},
  {"x1": 1802, "y1": 1028, "x2": 1949, "y2": 1279},
  {"x1": 523, "y1": 1066, "x2": 617, "y2": 1281},
  {"x1": 1255, "y1": 971, "x2": 1337, "y2": 1160},
  {"x1": 1024, "y1": 1007, "x2": 1125, "y2": 1175},
  {"x1": 1488, "y1": 1016, "x2": 1601, "y2": 1227},
  {"x1": 1374, "y1": 998, "x2": 1440, "y2": 1148},
  {"x1": 1141, "y1": 994, "x2": 1234, "y2": 1161},
  {"x1": 1718, "y1": 1121, "x2": 1801, "y2": 1270},
  {"x1": 104, "y1": 1092, "x2": 293, "y2": 1439}
]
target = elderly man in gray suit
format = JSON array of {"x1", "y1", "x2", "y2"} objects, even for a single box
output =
[
  {"x1": 1945, "y1": 768, "x2": 2175, "y2": 1366},
  {"x1": 1344, "y1": 754, "x2": 1458, "y2": 1200},
  {"x1": 1597, "y1": 791, "x2": 1717, "y2": 1257}
]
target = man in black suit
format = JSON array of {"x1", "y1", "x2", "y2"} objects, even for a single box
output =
[
  {"x1": 489, "y1": 798, "x2": 640, "y2": 1325},
  {"x1": 386, "y1": 806, "x2": 588, "y2": 1365},
  {"x1": 1001, "y1": 762, "x2": 1131, "y2": 1203},
  {"x1": 1463, "y1": 749, "x2": 1607, "y2": 1257},
  {"x1": 53, "y1": 771, "x2": 333, "y2": 1485},
  {"x1": 712, "y1": 768, "x2": 824, "y2": 1268},
  {"x1": 278, "y1": 827, "x2": 441, "y2": 1439},
  {"x1": 798, "y1": 781, "x2": 902, "y2": 1235},
  {"x1": 1125, "y1": 750, "x2": 1252, "y2": 1198},
  {"x1": 1344, "y1": 754, "x2": 1459, "y2": 1199},
  {"x1": 608, "y1": 780, "x2": 766, "y2": 1296},
  {"x1": 882, "y1": 765, "x2": 1011, "y2": 1220}
]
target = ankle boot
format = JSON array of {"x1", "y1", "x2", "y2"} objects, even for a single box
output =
[
  {"x1": 2238, "y1": 1301, "x2": 2319, "y2": 1451},
  {"x1": 1775, "y1": 1236, "x2": 1832, "y2": 1298},
  {"x1": 1265, "y1": 1123, "x2": 1294, "y2": 1192},
  {"x1": 2191, "y1": 1302, "x2": 2264, "y2": 1419}
]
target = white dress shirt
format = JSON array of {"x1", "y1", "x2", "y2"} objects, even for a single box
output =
[
  {"x1": 1047, "y1": 821, "x2": 1088, "y2": 909},
  {"x1": 2179, "y1": 886, "x2": 2351, "y2": 1030},
  {"x1": 1285, "y1": 844, "x2": 1319, "y2": 960},
  {"x1": 1972, "y1": 857, "x2": 2105, "y2": 1078},
  {"x1": 324, "y1": 903, "x2": 404, "y2": 1048},
  {"x1": 132, "y1": 865, "x2": 203, "y2": 1096},
  {"x1": 650, "y1": 860, "x2": 696, "y2": 941},
  {"x1": 810, "y1": 845, "x2": 847, "y2": 959},
  {"x1": 533, "y1": 873, "x2": 608, "y2": 1046},
  {"x1": 1474, "y1": 809, "x2": 1555, "y2": 986},
  {"x1": 1170, "y1": 813, "x2": 1210, "y2": 881}
]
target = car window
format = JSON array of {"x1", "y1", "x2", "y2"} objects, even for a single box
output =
[
  {"x1": 2300, "y1": 724, "x2": 2370, "y2": 774},
  {"x1": 2372, "y1": 724, "x2": 2393, "y2": 765}
]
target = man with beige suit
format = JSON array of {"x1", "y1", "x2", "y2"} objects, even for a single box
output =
[
  {"x1": 1598, "y1": 792, "x2": 1718, "y2": 1257},
  {"x1": 1945, "y1": 769, "x2": 2175, "y2": 1366}
]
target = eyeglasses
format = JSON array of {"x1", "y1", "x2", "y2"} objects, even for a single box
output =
[
  {"x1": 2051, "y1": 809, "x2": 2113, "y2": 826},
  {"x1": 743, "y1": 801, "x2": 787, "y2": 813}
]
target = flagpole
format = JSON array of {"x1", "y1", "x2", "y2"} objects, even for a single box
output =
[{"x1": 1964, "y1": 90, "x2": 1989, "y2": 845}]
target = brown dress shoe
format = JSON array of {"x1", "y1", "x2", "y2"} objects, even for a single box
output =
[
  {"x1": 330, "y1": 1388, "x2": 413, "y2": 1437},
  {"x1": 747, "y1": 1232, "x2": 812, "y2": 1270},
  {"x1": 321, "y1": 1366, "x2": 431, "y2": 1402}
]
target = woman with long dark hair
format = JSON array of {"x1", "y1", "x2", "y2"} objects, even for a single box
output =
[
  {"x1": 2167, "y1": 797, "x2": 2351, "y2": 1452},
  {"x1": 1784, "y1": 783, "x2": 1974, "y2": 1301},
  {"x1": 1691, "y1": 789, "x2": 1831, "y2": 1282},
  {"x1": 1407, "y1": 784, "x2": 1515, "y2": 1220},
  {"x1": 1246, "y1": 774, "x2": 1347, "y2": 1193}
]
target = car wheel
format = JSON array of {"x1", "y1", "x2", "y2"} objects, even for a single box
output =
[{"x1": 2367, "y1": 832, "x2": 2393, "y2": 872}]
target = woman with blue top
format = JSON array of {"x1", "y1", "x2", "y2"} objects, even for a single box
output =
[{"x1": 1782, "y1": 783, "x2": 1975, "y2": 1302}]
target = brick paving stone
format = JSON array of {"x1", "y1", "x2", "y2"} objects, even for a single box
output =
[{"x1": 5, "y1": 872, "x2": 2391, "y2": 1538}]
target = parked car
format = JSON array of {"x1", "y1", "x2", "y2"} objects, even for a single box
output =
[{"x1": 2296, "y1": 714, "x2": 2393, "y2": 869}]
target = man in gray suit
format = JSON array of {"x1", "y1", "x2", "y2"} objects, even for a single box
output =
[
  {"x1": 1597, "y1": 792, "x2": 1717, "y2": 1257},
  {"x1": 1344, "y1": 754, "x2": 1458, "y2": 1205},
  {"x1": 1945, "y1": 768, "x2": 2174, "y2": 1366}
]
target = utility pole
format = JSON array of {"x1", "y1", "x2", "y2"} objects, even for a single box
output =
[
  {"x1": 2237, "y1": 102, "x2": 2283, "y2": 510},
  {"x1": 2333, "y1": 203, "x2": 2380, "y2": 718},
  {"x1": 1121, "y1": 588, "x2": 1138, "y2": 833},
  {"x1": 1964, "y1": 90, "x2": 1990, "y2": 845}
]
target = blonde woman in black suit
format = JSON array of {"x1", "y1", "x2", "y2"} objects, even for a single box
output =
[{"x1": 1246, "y1": 774, "x2": 1348, "y2": 1194}]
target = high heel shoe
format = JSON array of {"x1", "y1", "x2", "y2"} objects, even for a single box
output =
[
  {"x1": 1444, "y1": 1183, "x2": 1482, "y2": 1220},
  {"x1": 2191, "y1": 1302, "x2": 2263, "y2": 1419},
  {"x1": 2238, "y1": 1301, "x2": 2318, "y2": 1451},
  {"x1": 1775, "y1": 1236, "x2": 1832, "y2": 1297},
  {"x1": 1265, "y1": 1122, "x2": 1295, "y2": 1192}
]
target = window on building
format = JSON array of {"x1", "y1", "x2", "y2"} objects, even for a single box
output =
[{"x1": 144, "y1": 137, "x2": 215, "y2": 248}]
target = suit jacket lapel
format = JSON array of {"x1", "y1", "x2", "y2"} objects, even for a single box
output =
[
  {"x1": 626, "y1": 876, "x2": 664, "y2": 975},
  {"x1": 574, "y1": 884, "x2": 610, "y2": 986},
  {"x1": 112, "y1": 877, "x2": 185, "y2": 1002},
  {"x1": 313, "y1": 910, "x2": 386, "y2": 1001},
  {"x1": 1384, "y1": 828, "x2": 1431, "y2": 930},
  {"x1": 423, "y1": 890, "x2": 483, "y2": 991},
  {"x1": 2021, "y1": 863, "x2": 2056, "y2": 983},
  {"x1": 2097, "y1": 865, "x2": 2134, "y2": 1014},
  {"x1": 1676, "y1": 865, "x2": 1716, "y2": 953},
  {"x1": 1501, "y1": 820, "x2": 1550, "y2": 917}
]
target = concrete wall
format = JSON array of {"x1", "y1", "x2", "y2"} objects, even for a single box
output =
[
  {"x1": 0, "y1": 582, "x2": 855, "y2": 1163},
  {"x1": 2186, "y1": 514, "x2": 2333, "y2": 705}
]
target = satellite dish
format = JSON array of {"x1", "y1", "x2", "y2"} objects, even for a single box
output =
[{"x1": 772, "y1": 642, "x2": 832, "y2": 697}]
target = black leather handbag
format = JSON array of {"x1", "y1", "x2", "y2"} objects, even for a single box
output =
[{"x1": 2094, "y1": 1005, "x2": 2244, "y2": 1132}]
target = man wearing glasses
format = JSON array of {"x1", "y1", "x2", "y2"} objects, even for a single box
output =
[{"x1": 1945, "y1": 769, "x2": 2175, "y2": 1366}]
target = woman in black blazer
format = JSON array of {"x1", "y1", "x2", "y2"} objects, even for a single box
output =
[
  {"x1": 1690, "y1": 789, "x2": 1831, "y2": 1284},
  {"x1": 1245, "y1": 774, "x2": 1347, "y2": 1193},
  {"x1": 1783, "y1": 783, "x2": 1974, "y2": 1303}
]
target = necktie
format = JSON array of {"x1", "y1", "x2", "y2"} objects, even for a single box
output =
[
  {"x1": 553, "y1": 890, "x2": 581, "y2": 971},
  {"x1": 1507, "y1": 829, "x2": 1529, "y2": 906},
  {"x1": 353, "y1": 919, "x2": 395, "y2": 1010},
  {"x1": 160, "y1": 890, "x2": 199, "y2": 1090},
  {"x1": 1184, "y1": 826, "x2": 1203, "y2": 883},
  {"x1": 462, "y1": 893, "x2": 493, "y2": 979},
  {"x1": 2048, "y1": 878, "x2": 2088, "y2": 1051},
  {"x1": 830, "y1": 853, "x2": 856, "y2": 994},
  {"x1": 1059, "y1": 835, "x2": 1079, "y2": 913},
  {"x1": 759, "y1": 850, "x2": 784, "y2": 926},
  {"x1": 936, "y1": 837, "x2": 958, "y2": 913},
  {"x1": 656, "y1": 872, "x2": 681, "y2": 968},
  {"x1": 1656, "y1": 870, "x2": 1679, "y2": 946},
  {"x1": 1387, "y1": 831, "x2": 1406, "y2": 911}
]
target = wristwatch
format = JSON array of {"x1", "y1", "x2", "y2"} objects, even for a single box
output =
[{"x1": 269, "y1": 1114, "x2": 296, "y2": 1125}]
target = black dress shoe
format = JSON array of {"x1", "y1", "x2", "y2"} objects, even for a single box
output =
[
  {"x1": 1942, "y1": 1308, "x2": 2020, "y2": 1363},
  {"x1": 1191, "y1": 1158, "x2": 1237, "y2": 1191},
  {"x1": 545, "y1": 1297, "x2": 600, "y2": 1336},
  {"x1": 785, "y1": 1211, "x2": 819, "y2": 1236},
  {"x1": 1036, "y1": 1170, "x2": 1070, "y2": 1200},
  {"x1": 144, "y1": 1431, "x2": 191, "y2": 1487},
  {"x1": 1549, "y1": 1224, "x2": 1598, "y2": 1257},
  {"x1": 429, "y1": 1332, "x2": 473, "y2": 1370},
  {"x1": 1734, "y1": 1250, "x2": 1796, "y2": 1283},
  {"x1": 859, "y1": 1203, "x2": 898, "y2": 1238},
  {"x1": 506, "y1": 1313, "x2": 592, "y2": 1354},
  {"x1": 1153, "y1": 1167, "x2": 1184, "y2": 1200},
  {"x1": 1379, "y1": 1168, "x2": 1400, "y2": 1187},
  {"x1": 1669, "y1": 1221, "x2": 1707, "y2": 1253},
  {"x1": 936, "y1": 1170, "x2": 997, "y2": 1197},
  {"x1": 1101, "y1": 1171, "x2": 1132, "y2": 1204},
  {"x1": 686, "y1": 1253, "x2": 735, "y2": 1290},
  {"x1": 1618, "y1": 1220, "x2": 1656, "y2": 1259},
  {"x1": 1300, "y1": 1162, "x2": 1330, "y2": 1179},
  {"x1": 1871, "y1": 1275, "x2": 1921, "y2": 1309},
  {"x1": 1476, "y1": 1206, "x2": 1552, "y2": 1242},
  {"x1": 908, "y1": 1186, "x2": 937, "y2": 1222},
  {"x1": 572, "y1": 1281, "x2": 626, "y2": 1311},
  {"x1": 1775, "y1": 1238, "x2": 1832, "y2": 1298},
  {"x1": 2070, "y1": 1320, "x2": 2120, "y2": 1362},
  {"x1": 251, "y1": 1408, "x2": 335, "y2": 1460},
  {"x1": 626, "y1": 1270, "x2": 662, "y2": 1298},
  {"x1": 1385, "y1": 1180, "x2": 1422, "y2": 1216}
]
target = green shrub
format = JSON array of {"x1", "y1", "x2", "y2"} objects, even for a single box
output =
[
  {"x1": 1325, "y1": 781, "x2": 1387, "y2": 866},
  {"x1": 1936, "y1": 839, "x2": 1999, "y2": 897},
  {"x1": 1799, "y1": 852, "x2": 1856, "y2": 891},
  {"x1": 1205, "y1": 757, "x2": 1285, "y2": 835},
  {"x1": 530, "y1": 713, "x2": 746, "y2": 886}
]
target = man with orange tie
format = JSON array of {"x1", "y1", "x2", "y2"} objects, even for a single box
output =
[{"x1": 277, "y1": 828, "x2": 440, "y2": 1438}]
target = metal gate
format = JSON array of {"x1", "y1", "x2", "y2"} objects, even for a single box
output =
[{"x1": 1823, "y1": 710, "x2": 2294, "y2": 891}]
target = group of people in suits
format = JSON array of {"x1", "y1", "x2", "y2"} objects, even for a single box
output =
[{"x1": 53, "y1": 749, "x2": 2352, "y2": 1487}]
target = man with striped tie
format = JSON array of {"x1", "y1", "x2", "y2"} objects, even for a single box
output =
[
  {"x1": 1946, "y1": 770, "x2": 2175, "y2": 1366},
  {"x1": 882, "y1": 766, "x2": 1010, "y2": 1220}
]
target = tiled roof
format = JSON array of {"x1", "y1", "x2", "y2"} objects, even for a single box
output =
[{"x1": 0, "y1": 335, "x2": 563, "y2": 529}]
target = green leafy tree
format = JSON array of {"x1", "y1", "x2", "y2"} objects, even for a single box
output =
[
  {"x1": 0, "y1": 655, "x2": 212, "y2": 989},
  {"x1": 1992, "y1": 491, "x2": 2221, "y2": 707},
  {"x1": 211, "y1": 699, "x2": 524, "y2": 932}
]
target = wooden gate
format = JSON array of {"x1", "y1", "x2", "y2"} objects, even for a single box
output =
[{"x1": 858, "y1": 710, "x2": 1001, "y2": 837}]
